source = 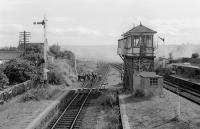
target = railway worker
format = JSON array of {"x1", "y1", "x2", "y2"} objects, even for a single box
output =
[
  {"x1": 85, "y1": 73, "x2": 87, "y2": 81},
  {"x1": 86, "y1": 73, "x2": 90, "y2": 81},
  {"x1": 78, "y1": 73, "x2": 86, "y2": 82},
  {"x1": 89, "y1": 72, "x2": 92, "y2": 80},
  {"x1": 98, "y1": 74, "x2": 102, "y2": 82},
  {"x1": 91, "y1": 72, "x2": 94, "y2": 77},
  {"x1": 92, "y1": 72, "x2": 96, "y2": 80},
  {"x1": 94, "y1": 72, "x2": 97, "y2": 79},
  {"x1": 95, "y1": 72, "x2": 97, "y2": 79},
  {"x1": 101, "y1": 83, "x2": 106, "y2": 89},
  {"x1": 83, "y1": 73, "x2": 86, "y2": 82},
  {"x1": 85, "y1": 72, "x2": 88, "y2": 80}
]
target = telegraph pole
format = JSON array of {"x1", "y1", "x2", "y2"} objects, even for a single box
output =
[
  {"x1": 19, "y1": 31, "x2": 31, "y2": 55},
  {"x1": 33, "y1": 17, "x2": 48, "y2": 84}
]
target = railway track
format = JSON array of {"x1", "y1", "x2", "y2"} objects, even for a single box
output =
[
  {"x1": 96, "y1": 65, "x2": 110, "y2": 89},
  {"x1": 47, "y1": 91, "x2": 92, "y2": 129},
  {"x1": 110, "y1": 63, "x2": 200, "y2": 105},
  {"x1": 164, "y1": 80, "x2": 200, "y2": 105},
  {"x1": 46, "y1": 64, "x2": 109, "y2": 129},
  {"x1": 110, "y1": 63, "x2": 122, "y2": 73}
]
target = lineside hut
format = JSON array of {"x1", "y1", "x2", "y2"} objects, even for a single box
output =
[{"x1": 138, "y1": 72, "x2": 163, "y2": 96}]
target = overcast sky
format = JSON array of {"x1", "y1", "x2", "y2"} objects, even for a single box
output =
[{"x1": 0, "y1": 0, "x2": 200, "y2": 47}]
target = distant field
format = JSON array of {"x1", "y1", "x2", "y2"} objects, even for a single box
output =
[
  {"x1": 62, "y1": 44, "x2": 200, "y2": 62},
  {"x1": 62, "y1": 45, "x2": 122, "y2": 63}
]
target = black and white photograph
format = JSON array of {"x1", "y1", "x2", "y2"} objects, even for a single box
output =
[{"x1": 0, "y1": 0, "x2": 200, "y2": 129}]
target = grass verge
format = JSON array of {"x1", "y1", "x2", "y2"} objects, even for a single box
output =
[
  {"x1": 97, "y1": 90, "x2": 122, "y2": 129},
  {"x1": 18, "y1": 86, "x2": 61, "y2": 102}
]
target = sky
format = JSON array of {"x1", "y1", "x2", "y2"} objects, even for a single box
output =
[{"x1": 0, "y1": 0, "x2": 200, "y2": 47}]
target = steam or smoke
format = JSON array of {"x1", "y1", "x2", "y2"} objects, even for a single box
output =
[
  {"x1": 62, "y1": 44, "x2": 200, "y2": 63},
  {"x1": 155, "y1": 44, "x2": 200, "y2": 59}
]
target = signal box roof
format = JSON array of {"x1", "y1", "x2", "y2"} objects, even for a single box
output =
[{"x1": 122, "y1": 24, "x2": 157, "y2": 37}]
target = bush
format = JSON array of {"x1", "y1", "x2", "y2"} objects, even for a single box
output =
[
  {"x1": 191, "y1": 53, "x2": 199, "y2": 59},
  {"x1": 3, "y1": 59, "x2": 31, "y2": 84},
  {"x1": 134, "y1": 89, "x2": 145, "y2": 98},
  {"x1": 25, "y1": 45, "x2": 43, "y2": 54},
  {"x1": 104, "y1": 106, "x2": 120, "y2": 129},
  {"x1": 98, "y1": 91, "x2": 117, "y2": 109},
  {"x1": 49, "y1": 44, "x2": 75, "y2": 62},
  {"x1": 0, "y1": 71, "x2": 8, "y2": 89},
  {"x1": 48, "y1": 71, "x2": 65, "y2": 85},
  {"x1": 19, "y1": 87, "x2": 61, "y2": 102},
  {"x1": 2, "y1": 58, "x2": 43, "y2": 85},
  {"x1": 181, "y1": 57, "x2": 190, "y2": 63},
  {"x1": 60, "y1": 50, "x2": 75, "y2": 61},
  {"x1": 49, "y1": 44, "x2": 61, "y2": 58},
  {"x1": 20, "y1": 53, "x2": 44, "y2": 67},
  {"x1": 19, "y1": 89, "x2": 39, "y2": 102}
]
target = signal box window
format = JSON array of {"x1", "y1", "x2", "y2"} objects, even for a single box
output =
[
  {"x1": 150, "y1": 78, "x2": 158, "y2": 87},
  {"x1": 131, "y1": 36, "x2": 140, "y2": 47}
]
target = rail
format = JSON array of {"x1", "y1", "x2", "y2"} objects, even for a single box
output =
[
  {"x1": 69, "y1": 90, "x2": 92, "y2": 129},
  {"x1": 110, "y1": 63, "x2": 122, "y2": 73},
  {"x1": 164, "y1": 79, "x2": 200, "y2": 105},
  {"x1": 50, "y1": 93, "x2": 80, "y2": 129},
  {"x1": 111, "y1": 63, "x2": 200, "y2": 105},
  {"x1": 48, "y1": 64, "x2": 109, "y2": 129}
]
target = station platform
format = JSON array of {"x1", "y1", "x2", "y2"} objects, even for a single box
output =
[{"x1": 118, "y1": 89, "x2": 200, "y2": 129}]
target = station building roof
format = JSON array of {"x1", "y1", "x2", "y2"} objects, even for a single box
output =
[{"x1": 122, "y1": 24, "x2": 157, "y2": 37}]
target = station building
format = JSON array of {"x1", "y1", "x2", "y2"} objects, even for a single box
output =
[{"x1": 117, "y1": 23, "x2": 163, "y2": 94}]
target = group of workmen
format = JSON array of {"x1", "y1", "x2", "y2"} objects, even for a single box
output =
[{"x1": 78, "y1": 72, "x2": 101, "y2": 82}]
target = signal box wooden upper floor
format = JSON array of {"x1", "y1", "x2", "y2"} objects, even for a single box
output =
[{"x1": 117, "y1": 24, "x2": 157, "y2": 57}]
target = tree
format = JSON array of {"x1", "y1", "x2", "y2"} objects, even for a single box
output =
[
  {"x1": 0, "y1": 43, "x2": 44, "y2": 86},
  {"x1": 2, "y1": 59, "x2": 43, "y2": 85},
  {"x1": 49, "y1": 44, "x2": 61, "y2": 58},
  {"x1": 26, "y1": 45, "x2": 43, "y2": 54},
  {"x1": 3, "y1": 59, "x2": 32, "y2": 84},
  {"x1": 191, "y1": 53, "x2": 199, "y2": 59},
  {"x1": 20, "y1": 53, "x2": 44, "y2": 67},
  {"x1": 60, "y1": 50, "x2": 75, "y2": 60}
]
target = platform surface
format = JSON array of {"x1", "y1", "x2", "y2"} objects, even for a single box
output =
[{"x1": 119, "y1": 89, "x2": 200, "y2": 129}]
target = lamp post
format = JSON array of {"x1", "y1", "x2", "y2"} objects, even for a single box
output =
[{"x1": 33, "y1": 17, "x2": 48, "y2": 84}]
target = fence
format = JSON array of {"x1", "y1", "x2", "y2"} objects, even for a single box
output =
[{"x1": 0, "y1": 80, "x2": 34, "y2": 102}]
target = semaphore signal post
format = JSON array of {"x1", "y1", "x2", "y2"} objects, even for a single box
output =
[{"x1": 33, "y1": 16, "x2": 48, "y2": 84}]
